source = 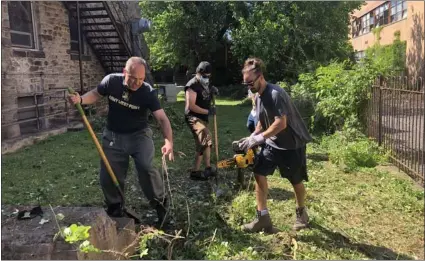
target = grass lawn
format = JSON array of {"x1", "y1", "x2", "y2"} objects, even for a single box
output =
[{"x1": 2, "y1": 95, "x2": 424, "y2": 260}]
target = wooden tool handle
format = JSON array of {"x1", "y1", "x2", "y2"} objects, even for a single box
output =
[{"x1": 67, "y1": 88, "x2": 122, "y2": 194}]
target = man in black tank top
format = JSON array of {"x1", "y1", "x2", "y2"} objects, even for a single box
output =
[{"x1": 184, "y1": 61, "x2": 218, "y2": 180}]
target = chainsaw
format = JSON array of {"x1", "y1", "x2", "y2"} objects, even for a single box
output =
[
  {"x1": 217, "y1": 139, "x2": 258, "y2": 170},
  {"x1": 217, "y1": 148, "x2": 256, "y2": 169}
]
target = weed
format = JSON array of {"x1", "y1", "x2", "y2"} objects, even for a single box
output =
[{"x1": 321, "y1": 130, "x2": 387, "y2": 172}]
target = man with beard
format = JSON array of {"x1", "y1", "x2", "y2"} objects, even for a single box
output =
[{"x1": 237, "y1": 57, "x2": 312, "y2": 233}]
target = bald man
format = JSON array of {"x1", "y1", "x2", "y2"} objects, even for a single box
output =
[{"x1": 69, "y1": 57, "x2": 174, "y2": 229}]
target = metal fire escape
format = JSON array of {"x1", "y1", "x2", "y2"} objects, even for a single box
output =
[{"x1": 63, "y1": 1, "x2": 153, "y2": 82}]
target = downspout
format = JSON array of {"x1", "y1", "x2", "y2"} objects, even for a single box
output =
[
  {"x1": 131, "y1": 18, "x2": 154, "y2": 85},
  {"x1": 77, "y1": 1, "x2": 84, "y2": 94}
]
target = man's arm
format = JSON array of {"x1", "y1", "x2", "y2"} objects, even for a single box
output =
[
  {"x1": 252, "y1": 121, "x2": 263, "y2": 135},
  {"x1": 261, "y1": 115, "x2": 287, "y2": 139},
  {"x1": 186, "y1": 89, "x2": 208, "y2": 115},
  {"x1": 68, "y1": 88, "x2": 102, "y2": 105},
  {"x1": 152, "y1": 109, "x2": 173, "y2": 145},
  {"x1": 81, "y1": 89, "x2": 102, "y2": 105}
]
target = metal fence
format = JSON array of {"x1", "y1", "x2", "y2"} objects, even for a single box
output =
[{"x1": 367, "y1": 76, "x2": 424, "y2": 186}]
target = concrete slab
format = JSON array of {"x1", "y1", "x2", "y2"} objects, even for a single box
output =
[{"x1": 1, "y1": 206, "x2": 137, "y2": 260}]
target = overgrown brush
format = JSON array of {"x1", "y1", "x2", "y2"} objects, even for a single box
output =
[{"x1": 321, "y1": 129, "x2": 387, "y2": 172}]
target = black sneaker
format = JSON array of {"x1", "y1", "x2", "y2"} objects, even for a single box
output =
[
  {"x1": 106, "y1": 203, "x2": 124, "y2": 218},
  {"x1": 190, "y1": 170, "x2": 209, "y2": 181},
  {"x1": 204, "y1": 166, "x2": 217, "y2": 177}
]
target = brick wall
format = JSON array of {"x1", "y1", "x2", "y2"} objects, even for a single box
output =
[{"x1": 1, "y1": 2, "x2": 106, "y2": 140}]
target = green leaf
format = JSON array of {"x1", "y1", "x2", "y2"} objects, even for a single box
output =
[
  {"x1": 140, "y1": 248, "x2": 149, "y2": 258},
  {"x1": 56, "y1": 213, "x2": 65, "y2": 221},
  {"x1": 64, "y1": 224, "x2": 91, "y2": 244}
]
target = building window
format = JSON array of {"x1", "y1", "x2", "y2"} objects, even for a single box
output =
[
  {"x1": 361, "y1": 13, "x2": 372, "y2": 35},
  {"x1": 391, "y1": 0, "x2": 407, "y2": 22},
  {"x1": 68, "y1": 13, "x2": 87, "y2": 54},
  {"x1": 375, "y1": 2, "x2": 390, "y2": 26},
  {"x1": 354, "y1": 50, "x2": 366, "y2": 62},
  {"x1": 7, "y1": 1, "x2": 37, "y2": 49},
  {"x1": 351, "y1": 20, "x2": 360, "y2": 38}
]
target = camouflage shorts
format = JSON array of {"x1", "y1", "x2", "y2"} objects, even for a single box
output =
[{"x1": 185, "y1": 116, "x2": 212, "y2": 154}]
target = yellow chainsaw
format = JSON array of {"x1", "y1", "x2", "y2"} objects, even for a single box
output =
[{"x1": 217, "y1": 148, "x2": 256, "y2": 169}]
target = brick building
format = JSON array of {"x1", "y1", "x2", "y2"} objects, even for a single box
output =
[
  {"x1": 1, "y1": 1, "x2": 152, "y2": 141},
  {"x1": 350, "y1": 0, "x2": 424, "y2": 78}
]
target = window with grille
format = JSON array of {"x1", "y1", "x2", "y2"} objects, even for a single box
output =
[
  {"x1": 391, "y1": 0, "x2": 407, "y2": 23},
  {"x1": 7, "y1": 1, "x2": 37, "y2": 49}
]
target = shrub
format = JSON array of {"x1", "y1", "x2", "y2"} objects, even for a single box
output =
[
  {"x1": 89, "y1": 115, "x2": 107, "y2": 132},
  {"x1": 216, "y1": 84, "x2": 247, "y2": 100},
  {"x1": 321, "y1": 129, "x2": 387, "y2": 172}
]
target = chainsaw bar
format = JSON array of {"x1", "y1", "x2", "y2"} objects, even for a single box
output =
[
  {"x1": 217, "y1": 158, "x2": 237, "y2": 169},
  {"x1": 217, "y1": 149, "x2": 256, "y2": 169}
]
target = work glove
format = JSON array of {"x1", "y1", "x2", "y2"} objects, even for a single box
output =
[
  {"x1": 211, "y1": 86, "x2": 219, "y2": 96},
  {"x1": 232, "y1": 137, "x2": 248, "y2": 152},
  {"x1": 240, "y1": 133, "x2": 265, "y2": 152},
  {"x1": 208, "y1": 107, "x2": 216, "y2": 116}
]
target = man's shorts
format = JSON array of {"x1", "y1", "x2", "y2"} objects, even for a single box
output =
[
  {"x1": 253, "y1": 144, "x2": 308, "y2": 185},
  {"x1": 185, "y1": 116, "x2": 212, "y2": 154}
]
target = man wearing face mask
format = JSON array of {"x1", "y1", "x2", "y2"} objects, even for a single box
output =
[
  {"x1": 236, "y1": 57, "x2": 312, "y2": 233},
  {"x1": 68, "y1": 57, "x2": 174, "y2": 229},
  {"x1": 184, "y1": 61, "x2": 219, "y2": 180}
]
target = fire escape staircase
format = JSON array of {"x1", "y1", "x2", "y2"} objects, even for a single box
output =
[{"x1": 63, "y1": 1, "x2": 153, "y2": 81}]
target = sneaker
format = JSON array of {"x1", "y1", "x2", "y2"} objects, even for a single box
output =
[
  {"x1": 293, "y1": 207, "x2": 309, "y2": 231},
  {"x1": 241, "y1": 210, "x2": 274, "y2": 233},
  {"x1": 190, "y1": 170, "x2": 209, "y2": 181},
  {"x1": 204, "y1": 166, "x2": 217, "y2": 177}
]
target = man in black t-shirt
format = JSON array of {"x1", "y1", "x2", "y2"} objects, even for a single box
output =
[
  {"x1": 69, "y1": 57, "x2": 174, "y2": 229},
  {"x1": 237, "y1": 57, "x2": 312, "y2": 233},
  {"x1": 184, "y1": 61, "x2": 218, "y2": 180}
]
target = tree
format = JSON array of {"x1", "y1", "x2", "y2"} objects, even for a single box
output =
[
  {"x1": 139, "y1": 1, "x2": 242, "y2": 72},
  {"x1": 139, "y1": 1, "x2": 362, "y2": 85},
  {"x1": 230, "y1": 1, "x2": 362, "y2": 83}
]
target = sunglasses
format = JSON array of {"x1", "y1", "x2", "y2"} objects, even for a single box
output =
[{"x1": 242, "y1": 74, "x2": 261, "y2": 87}]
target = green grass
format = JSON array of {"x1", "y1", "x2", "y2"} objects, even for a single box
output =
[{"x1": 2, "y1": 98, "x2": 424, "y2": 260}]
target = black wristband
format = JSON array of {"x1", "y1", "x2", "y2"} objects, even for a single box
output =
[{"x1": 80, "y1": 96, "x2": 83, "y2": 104}]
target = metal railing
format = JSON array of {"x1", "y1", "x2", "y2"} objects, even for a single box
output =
[
  {"x1": 104, "y1": 2, "x2": 133, "y2": 56},
  {"x1": 367, "y1": 75, "x2": 424, "y2": 185},
  {"x1": 104, "y1": 1, "x2": 154, "y2": 83}
]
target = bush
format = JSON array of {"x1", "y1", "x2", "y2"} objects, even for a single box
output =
[
  {"x1": 154, "y1": 103, "x2": 186, "y2": 130},
  {"x1": 286, "y1": 34, "x2": 407, "y2": 135},
  {"x1": 216, "y1": 84, "x2": 247, "y2": 100},
  {"x1": 321, "y1": 129, "x2": 387, "y2": 172},
  {"x1": 89, "y1": 115, "x2": 107, "y2": 132}
]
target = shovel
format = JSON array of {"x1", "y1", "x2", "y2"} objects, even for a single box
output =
[
  {"x1": 67, "y1": 88, "x2": 141, "y2": 223},
  {"x1": 211, "y1": 93, "x2": 225, "y2": 197}
]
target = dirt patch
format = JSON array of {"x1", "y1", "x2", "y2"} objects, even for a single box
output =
[{"x1": 1, "y1": 205, "x2": 137, "y2": 260}]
